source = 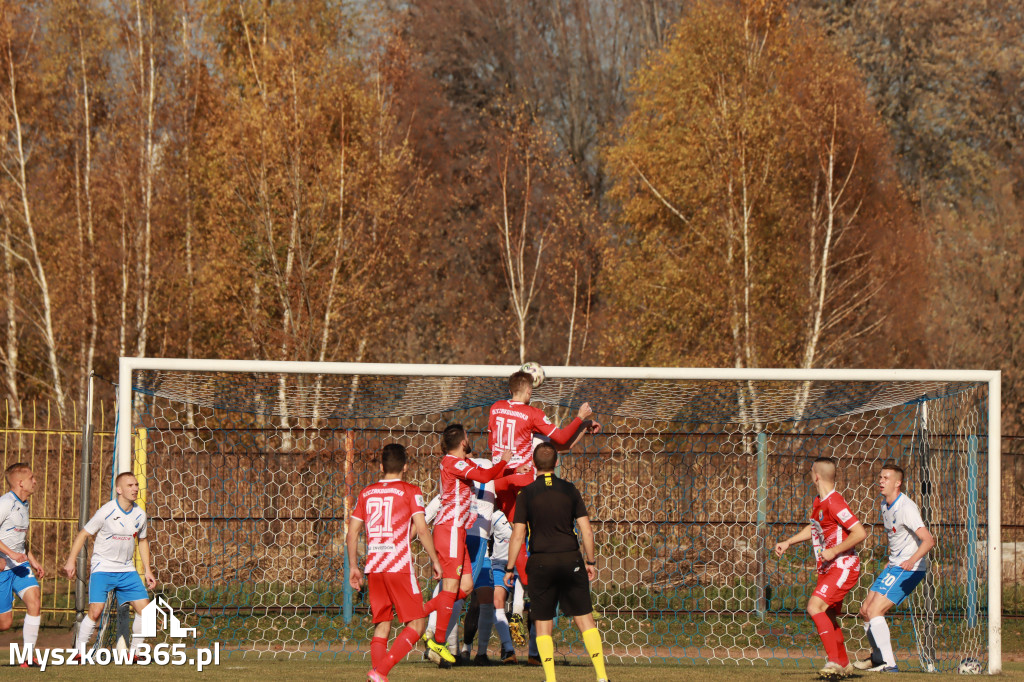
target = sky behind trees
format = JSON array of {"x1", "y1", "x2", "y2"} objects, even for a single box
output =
[{"x1": 0, "y1": 0, "x2": 1020, "y2": 427}]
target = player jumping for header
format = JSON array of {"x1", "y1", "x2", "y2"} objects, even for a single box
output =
[
  {"x1": 63, "y1": 472, "x2": 156, "y2": 661},
  {"x1": 347, "y1": 443, "x2": 443, "y2": 682},
  {"x1": 489, "y1": 370, "x2": 595, "y2": 585},
  {"x1": 853, "y1": 463, "x2": 935, "y2": 673},
  {"x1": 776, "y1": 457, "x2": 866, "y2": 680}
]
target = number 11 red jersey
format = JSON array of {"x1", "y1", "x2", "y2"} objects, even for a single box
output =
[
  {"x1": 351, "y1": 478, "x2": 426, "y2": 574},
  {"x1": 488, "y1": 399, "x2": 560, "y2": 469}
]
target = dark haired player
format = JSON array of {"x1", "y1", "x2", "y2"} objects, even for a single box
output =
[
  {"x1": 775, "y1": 458, "x2": 866, "y2": 679},
  {"x1": 348, "y1": 443, "x2": 442, "y2": 682},
  {"x1": 504, "y1": 442, "x2": 608, "y2": 682},
  {"x1": 421, "y1": 424, "x2": 512, "y2": 662},
  {"x1": 853, "y1": 464, "x2": 935, "y2": 673}
]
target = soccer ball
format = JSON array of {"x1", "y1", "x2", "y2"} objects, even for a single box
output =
[
  {"x1": 520, "y1": 361, "x2": 545, "y2": 388},
  {"x1": 958, "y1": 657, "x2": 981, "y2": 674}
]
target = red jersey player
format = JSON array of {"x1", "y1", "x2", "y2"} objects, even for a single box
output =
[
  {"x1": 775, "y1": 457, "x2": 867, "y2": 680},
  {"x1": 489, "y1": 370, "x2": 595, "y2": 585},
  {"x1": 489, "y1": 371, "x2": 594, "y2": 472},
  {"x1": 422, "y1": 423, "x2": 512, "y2": 662},
  {"x1": 348, "y1": 444, "x2": 443, "y2": 682}
]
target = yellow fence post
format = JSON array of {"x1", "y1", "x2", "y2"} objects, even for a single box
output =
[{"x1": 133, "y1": 427, "x2": 147, "y2": 574}]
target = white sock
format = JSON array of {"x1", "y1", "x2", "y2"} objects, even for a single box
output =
[
  {"x1": 445, "y1": 599, "x2": 463, "y2": 653},
  {"x1": 864, "y1": 621, "x2": 882, "y2": 663},
  {"x1": 427, "y1": 583, "x2": 441, "y2": 635},
  {"x1": 130, "y1": 615, "x2": 143, "y2": 654},
  {"x1": 494, "y1": 606, "x2": 514, "y2": 651},
  {"x1": 22, "y1": 614, "x2": 40, "y2": 647},
  {"x1": 869, "y1": 616, "x2": 896, "y2": 667},
  {"x1": 75, "y1": 616, "x2": 97, "y2": 649},
  {"x1": 512, "y1": 582, "x2": 525, "y2": 616},
  {"x1": 476, "y1": 603, "x2": 495, "y2": 656}
]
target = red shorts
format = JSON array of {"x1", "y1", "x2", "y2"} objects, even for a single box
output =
[
  {"x1": 367, "y1": 572, "x2": 426, "y2": 624},
  {"x1": 813, "y1": 560, "x2": 860, "y2": 606},
  {"x1": 433, "y1": 524, "x2": 472, "y2": 580}
]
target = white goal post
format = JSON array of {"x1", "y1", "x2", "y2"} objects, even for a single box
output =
[{"x1": 115, "y1": 358, "x2": 1002, "y2": 672}]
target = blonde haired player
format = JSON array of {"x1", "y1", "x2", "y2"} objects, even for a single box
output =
[
  {"x1": 63, "y1": 472, "x2": 156, "y2": 660},
  {"x1": 0, "y1": 463, "x2": 45, "y2": 666},
  {"x1": 489, "y1": 370, "x2": 594, "y2": 585},
  {"x1": 776, "y1": 457, "x2": 866, "y2": 679}
]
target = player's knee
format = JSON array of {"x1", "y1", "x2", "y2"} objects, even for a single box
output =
[
  {"x1": 88, "y1": 605, "x2": 105, "y2": 621},
  {"x1": 0, "y1": 612, "x2": 12, "y2": 630}
]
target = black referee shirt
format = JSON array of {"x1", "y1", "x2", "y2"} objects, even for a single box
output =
[{"x1": 513, "y1": 472, "x2": 589, "y2": 554}]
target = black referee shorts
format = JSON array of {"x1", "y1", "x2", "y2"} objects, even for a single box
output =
[{"x1": 525, "y1": 551, "x2": 592, "y2": 621}]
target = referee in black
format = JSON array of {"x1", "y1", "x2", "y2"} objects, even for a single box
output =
[{"x1": 503, "y1": 442, "x2": 609, "y2": 682}]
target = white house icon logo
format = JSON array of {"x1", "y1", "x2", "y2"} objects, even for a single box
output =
[{"x1": 139, "y1": 594, "x2": 197, "y2": 638}]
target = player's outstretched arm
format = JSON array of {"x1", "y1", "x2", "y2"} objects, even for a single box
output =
[
  {"x1": 412, "y1": 513, "x2": 443, "y2": 580},
  {"x1": 774, "y1": 524, "x2": 813, "y2": 556},
  {"x1": 346, "y1": 517, "x2": 364, "y2": 590},
  {"x1": 137, "y1": 537, "x2": 157, "y2": 589},
  {"x1": 63, "y1": 528, "x2": 93, "y2": 580},
  {"x1": 900, "y1": 525, "x2": 936, "y2": 571},
  {"x1": 545, "y1": 402, "x2": 594, "y2": 446},
  {"x1": 463, "y1": 450, "x2": 513, "y2": 484}
]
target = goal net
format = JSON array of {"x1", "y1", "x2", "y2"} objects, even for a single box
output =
[{"x1": 115, "y1": 360, "x2": 1001, "y2": 672}]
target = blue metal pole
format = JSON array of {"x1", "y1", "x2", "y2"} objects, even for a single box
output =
[
  {"x1": 967, "y1": 434, "x2": 978, "y2": 628},
  {"x1": 757, "y1": 432, "x2": 768, "y2": 617}
]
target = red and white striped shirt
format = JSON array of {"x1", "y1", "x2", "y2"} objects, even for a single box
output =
[
  {"x1": 434, "y1": 455, "x2": 505, "y2": 531},
  {"x1": 810, "y1": 489, "x2": 861, "y2": 574},
  {"x1": 488, "y1": 400, "x2": 582, "y2": 469},
  {"x1": 351, "y1": 479, "x2": 426, "y2": 574}
]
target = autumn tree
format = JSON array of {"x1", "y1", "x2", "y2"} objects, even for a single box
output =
[{"x1": 602, "y1": 0, "x2": 921, "y2": 372}]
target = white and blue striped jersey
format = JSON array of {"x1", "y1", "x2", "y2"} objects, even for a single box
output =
[
  {"x1": 0, "y1": 491, "x2": 30, "y2": 570},
  {"x1": 882, "y1": 493, "x2": 928, "y2": 571},
  {"x1": 84, "y1": 500, "x2": 147, "y2": 573}
]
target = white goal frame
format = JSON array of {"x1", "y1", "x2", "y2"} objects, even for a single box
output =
[{"x1": 115, "y1": 358, "x2": 1002, "y2": 673}]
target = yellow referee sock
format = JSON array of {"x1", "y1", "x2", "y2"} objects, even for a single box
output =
[
  {"x1": 536, "y1": 634, "x2": 557, "y2": 681},
  {"x1": 582, "y1": 627, "x2": 608, "y2": 680}
]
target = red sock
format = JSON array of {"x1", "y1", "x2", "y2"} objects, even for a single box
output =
[
  {"x1": 833, "y1": 624, "x2": 849, "y2": 666},
  {"x1": 429, "y1": 590, "x2": 457, "y2": 642},
  {"x1": 515, "y1": 546, "x2": 529, "y2": 586},
  {"x1": 370, "y1": 637, "x2": 387, "y2": 668},
  {"x1": 811, "y1": 612, "x2": 841, "y2": 664},
  {"x1": 379, "y1": 626, "x2": 420, "y2": 675}
]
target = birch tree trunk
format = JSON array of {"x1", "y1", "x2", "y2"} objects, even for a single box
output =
[{"x1": 2, "y1": 40, "x2": 66, "y2": 415}]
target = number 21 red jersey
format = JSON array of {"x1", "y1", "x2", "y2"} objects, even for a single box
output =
[{"x1": 351, "y1": 478, "x2": 426, "y2": 574}]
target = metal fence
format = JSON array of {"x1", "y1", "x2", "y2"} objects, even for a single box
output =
[
  {"x1": 1, "y1": 399, "x2": 1023, "y2": 627},
  {"x1": 0, "y1": 400, "x2": 115, "y2": 627}
]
